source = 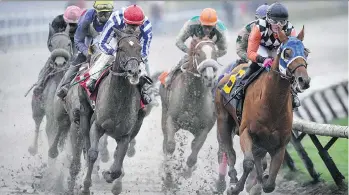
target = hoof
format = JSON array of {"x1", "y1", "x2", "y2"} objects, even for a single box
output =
[
  {"x1": 262, "y1": 183, "x2": 275, "y2": 193},
  {"x1": 103, "y1": 170, "x2": 122, "y2": 183},
  {"x1": 111, "y1": 179, "x2": 123, "y2": 195},
  {"x1": 127, "y1": 146, "x2": 136, "y2": 157},
  {"x1": 182, "y1": 164, "x2": 197, "y2": 179},
  {"x1": 28, "y1": 145, "x2": 38, "y2": 156},
  {"x1": 79, "y1": 188, "x2": 90, "y2": 195},
  {"x1": 186, "y1": 155, "x2": 197, "y2": 168},
  {"x1": 100, "y1": 149, "x2": 110, "y2": 163},
  {"x1": 48, "y1": 147, "x2": 59, "y2": 159},
  {"x1": 216, "y1": 178, "x2": 226, "y2": 194},
  {"x1": 166, "y1": 141, "x2": 176, "y2": 154}
]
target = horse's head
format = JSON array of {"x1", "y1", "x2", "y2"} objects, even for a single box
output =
[
  {"x1": 188, "y1": 37, "x2": 219, "y2": 87},
  {"x1": 275, "y1": 26, "x2": 311, "y2": 92},
  {"x1": 113, "y1": 27, "x2": 143, "y2": 85},
  {"x1": 48, "y1": 25, "x2": 73, "y2": 69}
]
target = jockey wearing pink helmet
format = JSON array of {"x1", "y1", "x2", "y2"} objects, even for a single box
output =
[{"x1": 33, "y1": 5, "x2": 82, "y2": 97}]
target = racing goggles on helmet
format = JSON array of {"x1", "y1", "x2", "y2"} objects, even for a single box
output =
[
  {"x1": 94, "y1": 4, "x2": 113, "y2": 12},
  {"x1": 267, "y1": 17, "x2": 287, "y2": 26},
  {"x1": 97, "y1": 11, "x2": 112, "y2": 18}
]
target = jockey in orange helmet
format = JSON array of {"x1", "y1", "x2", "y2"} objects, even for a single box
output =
[{"x1": 165, "y1": 8, "x2": 228, "y2": 85}]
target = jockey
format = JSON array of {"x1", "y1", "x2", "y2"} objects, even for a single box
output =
[
  {"x1": 165, "y1": 8, "x2": 228, "y2": 85},
  {"x1": 220, "y1": 3, "x2": 269, "y2": 77},
  {"x1": 231, "y1": 2, "x2": 301, "y2": 109},
  {"x1": 33, "y1": 5, "x2": 82, "y2": 97},
  {"x1": 56, "y1": 1, "x2": 114, "y2": 99},
  {"x1": 85, "y1": 5, "x2": 157, "y2": 106}
]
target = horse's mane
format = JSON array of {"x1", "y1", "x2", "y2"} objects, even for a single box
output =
[{"x1": 189, "y1": 36, "x2": 211, "y2": 55}]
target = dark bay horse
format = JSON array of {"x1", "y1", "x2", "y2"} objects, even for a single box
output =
[
  {"x1": 159, "y1": 37, "x2": 219, "y2": 178},
  {"x1": 28, "y1": 26, "x2": 73, "y2": 156},
  {"x1": 215, "y1": 27, "x2": 310, "y2": 195},
  {"x1": 77, "y1": 28, "x2": 151, "y2": 195}
]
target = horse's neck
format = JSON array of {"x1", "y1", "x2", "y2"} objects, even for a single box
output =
[{"x1": 262, "y1": 70, "x2": 291, "y2": 113}]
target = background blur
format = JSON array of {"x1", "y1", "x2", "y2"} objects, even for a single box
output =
[{"x1": 0, "y1": 1, "x2": 347, "y2": 194}]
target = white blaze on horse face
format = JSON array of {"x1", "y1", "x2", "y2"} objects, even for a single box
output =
[
  {"x1": 129, "y1": 40, "x2": 134, "y2": 46},
  {"x1": 202, "y1": 45, "x2": 213, "y2": 59}
]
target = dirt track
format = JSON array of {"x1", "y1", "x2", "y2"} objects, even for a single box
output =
[{"x1": 0, "y1": 16, "x2": 347, "y2": 195}]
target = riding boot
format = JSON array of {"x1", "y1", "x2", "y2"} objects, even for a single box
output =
[
  {"x1": 33, "y1": 58, "x2": 52, "y2": 96},
  {"x1": 57, "y1": 53, "x2": 86, "y2": 99},
  {"x1": 165, "y1": 54, "x2": 189, "y2": 86},
  {"x1": 231, "y1": 63, "x2": 258, "y2": 100},
  {"x1": 291, "y1": 90, "x2": 301, "y2": 111}
]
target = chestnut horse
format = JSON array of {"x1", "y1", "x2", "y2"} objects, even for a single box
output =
[{"x1": 215, "y1": 26, "x2": 310, "y2": 195}]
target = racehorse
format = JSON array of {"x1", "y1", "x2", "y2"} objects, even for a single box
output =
[
  {"x1": 28, "y1": 25, "x2": 72, "y2": 156},
  {"x1": 215, "y1": 26, "x2": 310, "y2": 195},
  {"x1": 159, "y1": 36, "x2": 219, "y2": 178},
  {"x1": 77, "y1": 27, "x2": 153, "y2": 195}
]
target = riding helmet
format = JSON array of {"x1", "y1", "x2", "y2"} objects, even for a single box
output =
[{"x1": 266, "y1": 2, "x2": 288, "y2": 21}]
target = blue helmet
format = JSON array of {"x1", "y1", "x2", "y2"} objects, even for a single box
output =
[{"x1": 255, "y1": 3, "x2": 268, "y2": 19}]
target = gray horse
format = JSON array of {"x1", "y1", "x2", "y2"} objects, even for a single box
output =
[
  {"x1": 159, "y1": 37, "x2": 219, "y2": 178},
  {"x1": 28, "y1": 26, "x2": 72, "y2": 156}
]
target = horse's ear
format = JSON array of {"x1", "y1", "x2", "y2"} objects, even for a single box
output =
[
  {"x1": 65, "y1": 24, "x2": 70, "y2": 35},
  {"x1": 297, "y1": 25, "x2": 305, "y2": 41},
  {"x1": 277, "y1": 28, "x2": 288, "y2": 43}
]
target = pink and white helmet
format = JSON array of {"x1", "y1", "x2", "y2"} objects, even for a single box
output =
[{"x1": 63, "y1": 5, "x2": 82, "y2": 24}]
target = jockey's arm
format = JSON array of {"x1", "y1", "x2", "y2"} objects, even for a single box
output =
[
  {"x1": 236, "y1": 25, "x2": 249, "y2": 62},
  {"x1": 99, "y1": 12, "x2": 120, "y2": 56},
  {"x1": 215, "y1": 21, "x2": 228, "y2": 58},
  {"x1": 74, "y1": 12, "x2": 91, "y2": 57},
  {"x1": 175, "y1": 20, "x2": 192, "y2": 53},
  {"x1": 139, "y1": 17, "x2": 153, "y2": 60},
  {"x1": 247, "y1": 25, "x2": 265, "y2": 64}
]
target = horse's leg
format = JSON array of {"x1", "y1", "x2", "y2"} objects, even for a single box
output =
[
  {"x1": 228, "y1": 128, "x2": 254, "y2": 195},
  {"x1": 217, "y1": 114, "x2": 237, "y2": 185},
  {"x1": 165, "y1": 116, "x2": 178, "y2": 155},
  {"x1": 248, "y1": 152, "x2": 267, "y2": 195},
  {"x1": 127, "y1": 138, "x2": 136, "y2": 157},
  {"x1": 262, "y1": 146, "x2": 286, "y2": 193},
  {"x1": 161, "y1": 107, "x2": 168, "y2": 154},
  {"x1": 28, "y1": 95, "x2": 44, "y2": 156},
  {"x1": 127, "y1": 109, "x2": 146, "y2": 157},
  {"x1": 185, "y1": 127, "x2": 209, "y2": 175},
  {"x1": 81, "y1": 122, "x2": 104, "y2": 194},
  {"x1": 67, "y1": 117, "x2": 83, "y2": 195},
  {"x1": 99, "y1": 134, "x2": 110, "y2": 162},
  {"x1": 48, "y1": 99, "x2": 69, "y2": 159},
  {"x1": 216, "y1": 134, "x2": 228, "y2": 193},
  {"x1": 103, "y1": 136, "x2": 130, "y2": 183}
]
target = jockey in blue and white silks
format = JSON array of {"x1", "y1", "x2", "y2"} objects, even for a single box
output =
[{"x1": 87, "y1": 4, "x2": 157, "y2": 106}]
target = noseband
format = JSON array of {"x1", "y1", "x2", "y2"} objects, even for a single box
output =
[{"x1": 110, "y1": 34, "x2": 143, "y2": 77}]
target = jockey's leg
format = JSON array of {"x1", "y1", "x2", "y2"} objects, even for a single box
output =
[
  {"x1": 231, "y1": 62, "x2": 260, "y2": 99},
  {"x1": 57, "y1": 53, "x2": 86, "y2": 99},
  {"x1": 86, "y1": 53, "x2": 114, "y2": 92},
  {"x1": 232, "y1": 46, "x2": 269, "y2": 100},
  {"x1": 33, "y1": 57, "x2": 52, "y2": 96},
  {"x1": 165, "y1": 54, "x2": 189, "y2": 85}
]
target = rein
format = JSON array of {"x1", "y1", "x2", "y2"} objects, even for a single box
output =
[{"x1": 181, "y1": 40, "x2": 216, "y2": 77}]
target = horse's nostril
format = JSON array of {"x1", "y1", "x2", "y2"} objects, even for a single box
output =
[
  {"x1": 128, "y1": 70, "x2": 132, "y2": 74},
  {"x1": 298, "y1": 77, "x2": 304, "y2": 83},
  {"x1": 138, "y1": 69, "x2": 141, "y2": 73}
]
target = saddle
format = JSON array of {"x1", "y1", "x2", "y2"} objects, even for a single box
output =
[{"x1": 218, "y1": 67, "x2": 265, "y2": 124}]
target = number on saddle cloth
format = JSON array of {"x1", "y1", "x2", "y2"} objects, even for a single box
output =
[{"x1": 221, "y1": 69, "x2": 246, "y2": 95}]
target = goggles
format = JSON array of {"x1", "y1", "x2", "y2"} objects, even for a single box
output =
[{"x1": 267, "y1": 17, "x2": 287, "y2": 26}]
